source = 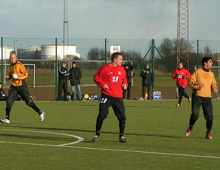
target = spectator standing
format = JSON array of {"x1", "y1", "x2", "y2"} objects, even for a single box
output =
[
  {"x1": 140, "y1": 64, "x2": 154, "y2": 100},
  {"x1": 123, "y1": 63, "x2": 134, "y2": 100},
  {"x1": 58, "y1": 62, "x2": 69, "y2": 101},
  {"x1": 69, "y1": 61, "x2": 82, "y2": 101}
]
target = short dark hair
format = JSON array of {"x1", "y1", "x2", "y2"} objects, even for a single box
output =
[
  {"x1": 202, "y1": 57, "x2": 212, "y2": 66},
  {"x1": 72, "y1": 61, "x2": 76, "y2": 64},
  {"x1": 111, "y1": 52, "x2": 123, "y2": 62},
  {"x1": 61, "y1": 62, "x2": 66, "y2": 67}
]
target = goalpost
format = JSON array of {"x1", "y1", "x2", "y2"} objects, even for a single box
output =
[{"x1": 3, "y1": 64, "x2": 36, "y2": 88}]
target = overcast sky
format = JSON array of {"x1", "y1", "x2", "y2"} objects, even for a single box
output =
[{"x1": 0, "y1": 0, "x2": 219, "y2": 40}]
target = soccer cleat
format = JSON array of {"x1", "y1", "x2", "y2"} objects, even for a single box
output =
[
  {"x1": 119, "y1": 136, "x2": 126, "y2": 143},
  {"x1": 0, "y1": 118, "x2": 10, "y2": 124},
  {"x1": 185, "y1": 128, "x2": 192, "y2": 136},
  {"x1": 206, "y1": 133, "x2": 212, "y2": 140},
  {"x1": 176, "y1": 104, "x2": 180, "y2": 108},
  {"x1": 92, "y1": 135, "x2": 99, "y2": 142},
  {"x1": 188, "y1": 97, "x2": 191, "y2": 103},
  {"x1": 40, "y1": 112, "x2": 45, "y2": 122}
]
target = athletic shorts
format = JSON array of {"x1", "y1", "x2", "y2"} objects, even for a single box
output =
[{"x1": 98, "y1": 93, "x2": 126, "y2": 120}]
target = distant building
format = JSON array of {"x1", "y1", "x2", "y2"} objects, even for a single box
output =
[
  {"x1": 18, "y1": 46, "x2": 41, "y2": 59},
  {"x1": 0, "y1": 47, "x2": 14, "y2": 59},
  {"x1": 41, "y1": 44, "x2": 80, "y2": 60}
]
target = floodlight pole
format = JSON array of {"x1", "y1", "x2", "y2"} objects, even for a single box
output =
[{"x1": 13, "y1": 40, "x2": 18, "y2": 54}]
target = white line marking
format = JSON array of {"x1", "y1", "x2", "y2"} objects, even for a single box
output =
[
  {"x1": 0, "y1": 140, "x2": 219, "y2": 159},
  {"x1": 0, "y1": 129, "x2": 84, "y2": 146},
  {"x1": 0, "y1": 129, "x2": 220, "y2": 159}
]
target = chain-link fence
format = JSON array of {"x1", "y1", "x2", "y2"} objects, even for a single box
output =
[{"x1": 1, "y1": 37, "x2": 220, "y2": 88}]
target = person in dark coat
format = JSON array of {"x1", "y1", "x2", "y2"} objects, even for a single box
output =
[
  {"x1": 58, "y1": 62, "x2": 69, "y2": 101},
  {"x1": 0, "y1": 83, "x2": 7, "y2": 101},
  {"x1": 140, "y1": 63, "x2": 154, "y2": 100},
  {"x1": 123, "y1": 63, "x2": 134, "y2": 100},
  {"x1": 69, "y1": 61, "x2": 82, "y2": 100}
]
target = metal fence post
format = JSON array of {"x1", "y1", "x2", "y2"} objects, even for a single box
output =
[
  {"x1": 55, "y1": 38, "x2": 58, "y2": 100},
  {"x1": 151, "y1": 39, "x2": 155, "y2": 92},
  {"x1": 197, "y1": 40, "x2": 200, "y2": 69},
  {"x1": 105, "y1": 38, "x2": 107, "y2": 64},
  {"x1": 1, "y1": 37, "x2": 3, "y2": 84}
]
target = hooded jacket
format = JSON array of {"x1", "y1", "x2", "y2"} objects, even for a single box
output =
[
  {"x1": 69, "y1": 67, "x2": 82, "y2": 85},
  {"x1": 140, "y1": 67, "x2": 154, "y2": 86}
]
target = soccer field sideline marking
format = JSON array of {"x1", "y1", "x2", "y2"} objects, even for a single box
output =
[
  {"x1": 0, "y1": 129, "x2": 84, "y2": 146},
  {"x1": 1, "y1": 128, "x2": 220, "y2": 159},
  {"x1": 0, "y1": 141, "x2": 220, "y2": 160}
]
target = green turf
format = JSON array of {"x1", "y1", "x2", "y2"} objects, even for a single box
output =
[{"x1": 0, "y1": 100, "x2": 220, "y2": 169}]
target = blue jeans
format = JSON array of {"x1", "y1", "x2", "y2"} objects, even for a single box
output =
[{"x1": 71, "y1": 85, "x2": 82, "y2": 100}]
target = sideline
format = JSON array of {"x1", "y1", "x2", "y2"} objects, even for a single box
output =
[{"x1": 0, "y1": 129, "x2": 219, "y2": 159}]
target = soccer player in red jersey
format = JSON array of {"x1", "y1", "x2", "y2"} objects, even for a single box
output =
[
  {"x1": 172, "y1": 62, "x2": 191, "y2": 107},
  {"x1": 92, "y1": 52, "x2": 128, "y2": 143}
]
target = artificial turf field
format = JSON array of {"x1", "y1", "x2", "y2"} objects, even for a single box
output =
[{"x1": 0, "y1": 99, "x2": 220, "y2": 170}]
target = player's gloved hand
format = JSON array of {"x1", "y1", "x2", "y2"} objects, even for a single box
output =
[
  {"x1": 12, "y1": 74, "x2": 18, "y2": 79},
  {"x1": 183, "y1": 76, "x2": 187, "y2": 79},
  {"x1": 175, "y1": 74, "x2": 179, "y2": 78}
]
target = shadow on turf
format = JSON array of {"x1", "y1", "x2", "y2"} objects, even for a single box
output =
[
  {"x1": 0, "y1": 133, "x2": 73, "y2": 141},
  {"x1": 7, "y1": 125, "x2": 188, "y2": 140}
]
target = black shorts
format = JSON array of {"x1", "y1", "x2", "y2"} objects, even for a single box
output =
[
  {"x1": 191, "y1": 94, "x2": 213, "y2": 120},
  {"x1": 98, "y1": 93, "x2": 126, "y2": 121},
  {"x1": 7, "y1": 84, "x2": 33, "y2": 108}
]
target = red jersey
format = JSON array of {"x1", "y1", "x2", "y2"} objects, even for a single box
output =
[
  {"x1": 172, "y1": 68, "x2": 191, "y2": 88},
  {"x1": 94, "y1": 64, "x2": 128, "y2": 98}
]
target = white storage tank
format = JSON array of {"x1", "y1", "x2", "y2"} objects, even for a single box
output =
[
  {"x1": 41, "y1": 44, "x2": 80, "y2": 60},
  {"x1": 0, "y1": 47, "x2": 14, "y2": 59},
  {"x1": 18, "y1": 46, "x2": 40, "y2": 59}
]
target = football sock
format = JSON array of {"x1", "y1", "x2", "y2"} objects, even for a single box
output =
[
  {"x1": 206, "y1": 120, "x2": 213, "y2": 134},
  {"x1": 189, "y1": 117, "x2": 197, "y2": 129},
  {"x1": 178, "y1": 96, "x2": 183, "y2": 105},
  {"x1": 5, "y1": 107, "x2": 11, "y2": 120},
  {"x1": 119, "y1": 120, "x2": 125, "y2": 137},
  {"x1": 96, "y1": 118, "x2": 103, "y2": 136},
  {"x1": 31, "y1": 103, "x2": 41, "y2": 115}
]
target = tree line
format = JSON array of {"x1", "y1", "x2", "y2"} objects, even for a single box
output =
[{"x1": 86, "y1": 38, "x2": 216, "y2": 73}]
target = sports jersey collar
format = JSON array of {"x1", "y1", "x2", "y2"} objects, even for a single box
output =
[
  {"x1": 11, "y1": 61, "x2": 18, "y2": 66},
  {"x1": 202, "y1": 67, "x2": 210, "y2": 72}
]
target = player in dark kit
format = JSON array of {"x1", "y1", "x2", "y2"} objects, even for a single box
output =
[
  {"x1": 1, "y1": 54, "x2": 45, "y2": 124},
  {"x1": 92, "y1": 52, "x2": 128, "y2": 143}
]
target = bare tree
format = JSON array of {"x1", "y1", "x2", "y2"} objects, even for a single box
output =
[
  {"x1": 87, "y1": 47, "x2": 106, "y2": 60},
  {"x1": 120, "y1": 51, "x2": 142, "y2": 68},
  {"x1": 158, "y1": 37, "x2": 192, "y2": 71}
]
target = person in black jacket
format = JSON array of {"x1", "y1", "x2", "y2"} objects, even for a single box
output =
[
  {"x1": 140, "y1": 63, "x2": 154, "y2": 100},
  {"x1": 123, "y1": 63, "x2": 134, "y2": 100},
  {"x1": 58, "y1": 62, "x2": 69, "y2": 101},
  {"x1": 0, "y1": 83, "x2": 7, "y2": 101},
  {"x1": 69, "y1": 61, "x2": 82, "y2": 100}
]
